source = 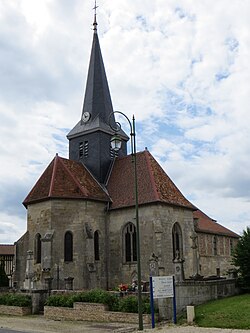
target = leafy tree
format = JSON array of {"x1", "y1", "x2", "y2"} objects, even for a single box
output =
[
  {"x1": 0, "y1": 260, "x2": 9, "y2": 287},
  {"x1": 232, "y1": 227, "x2": 250, "y2": 290}
]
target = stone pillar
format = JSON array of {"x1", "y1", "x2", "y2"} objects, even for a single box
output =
[
  {"x1": 149, "y1": 253, "x2": 159, "y2": 277},
  {"x1": 41, "y1": 231, "x2": 54, "y2": 272},
  {"x1": 173, "y1": 258, "x2": 185, "y2": 282},
  {"x1": 24, "y1": 250, "x2": 34, "y2": 291},
  {"x1": 190, "y1": 231, "x2": 201, "y2": 279},
  {"x1": 44, "y1": 277, "x2": 53, "y2": 295},
  {"x1": 85, "y1": 222, "x2": 96, "y2": 289},
  {"x1": 64, "y1": 277, "x2": 74, "y2": 290}
]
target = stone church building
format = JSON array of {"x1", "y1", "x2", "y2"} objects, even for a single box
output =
[{"x1": 14, "y1": 17, "x2": 238, "y2": 291}]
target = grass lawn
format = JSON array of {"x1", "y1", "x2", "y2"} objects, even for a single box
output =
[{"x1": 195, "y1": 294, "x2": 250, "y2": 329}]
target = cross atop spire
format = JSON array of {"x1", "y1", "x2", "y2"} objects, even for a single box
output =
[{"x1": 93, "y1": 0, "x2": 98, "y2": 32}]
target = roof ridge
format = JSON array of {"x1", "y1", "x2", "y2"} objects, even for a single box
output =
[
  {"x1": 58, "y1": 158, "x2": 89, "y2": 197},
  {"x1": 144, "y1": 150, "x2": 160, "y2": 201},
  {"x1": 23, "y1": 159, "x2": 54, "y2": 207},
  {"x1": 49, "y1": 154, "x2": 58, "y2": 197}
]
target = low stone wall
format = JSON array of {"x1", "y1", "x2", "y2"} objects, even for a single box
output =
[
  {"x1": 0, "y1": 305, "x2": 31, "y2": 316},
  {"x1": 157, "y1": 278, "x2": 238, "y2": 320},
  {"x1": 176, "y1": 278, "x2": 238, "y2": 312},
  {"x1": 44, "y1": 302, "x2": 151, "y2": 324}
]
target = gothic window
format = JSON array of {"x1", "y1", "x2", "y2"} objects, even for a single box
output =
[
  {"x1": 64, "y1": 231, "x2": 73, "y2": 262},
  {"x1": 34, "y1": 233, "x2": 41, "y2": 264},
  {"x1": 213, "y1": 236, "x2": 217, "y2": 255},
  {"x1": 79, "y1": 142, "x2": 83, "y2": 158},
  {"x1": 172, "y1": 223, "x2": 183, "y2": 260},
  {"x1": 124, "y1": 223, "x2": 137, "y2": 262},
  {"x1": 94, "y1": 231, "x2": 100, "y2": 261}
]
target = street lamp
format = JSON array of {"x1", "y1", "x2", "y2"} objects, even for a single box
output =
[{"x1": 109, "y1": 111, "x2": 143, "y2": 331}]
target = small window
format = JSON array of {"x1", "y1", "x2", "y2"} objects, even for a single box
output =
[
  {"x1": 34, "y1": 233, "x2": 42, "y2": 264},
  {"x1": 64, "y1": 231, "x2": 73, "y2": 262},
  {"x1": 79, "y1": 142, "x2": 83, "y2": 158},
  {"x1": 84, "y1": 141, "x2": 89, "y2": 157},
  {"x1": 230, "y1": 239, "x2": 234, "y2": 255},
  {"x1": 124, "y1": 223, "x2": 137, "y2": 262},
  {"x1": 94, "y1": 231, "x2": 100, "y2": 261},
  {"x1": 213, "y1": 236, "x2": 217, "y2": 255}
]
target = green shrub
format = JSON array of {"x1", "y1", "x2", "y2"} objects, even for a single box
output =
[
  {"x1": 45, "y1": 294, "x2": 74, "y2": 308},
  {"x1": 0, "y1": 293, "x2": 31, "y2": 307},
  {"x1": 117, "y1": 295, "x2": 151, "y2": 314},
  {"x1": 45, "y1": 290, "x2": 118, "y2": 309},
  {"x1": 118, "y1": 295, "x2": 138, "y2": 313},
  {"x1": 45, "y1": 289, "x2": 151, "y2": 314}
]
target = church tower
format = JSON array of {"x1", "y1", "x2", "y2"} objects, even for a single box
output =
[{"x1": 67, "y1": 14, "x2": 128, "y2": 184}]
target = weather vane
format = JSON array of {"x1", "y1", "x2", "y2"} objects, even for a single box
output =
[{"x1": 93, "y1": 0, "x2": 98, "y2": 30}]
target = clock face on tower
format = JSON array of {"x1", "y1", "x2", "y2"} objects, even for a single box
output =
[{"x1": 82, "y1": 111, "x2": 91, "y2": 123}]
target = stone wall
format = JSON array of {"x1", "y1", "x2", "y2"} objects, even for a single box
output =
[
  {"x1": 0, "y1": 305, "x2": 31, "y2": 316},
  {"x1": 16, "y1": 199, "x2": 108, "y2": 291},
  {"x1": 108, "y1": 203, "x2": 195, "y2": 289},
  {"x1": 197, "y1": 233, "x2": 238, "y2": 277},
  {"x1": 44, "y1": 302, "x2": 151, "y2": 324},
  {"x1": 157, "y1": 278, "x2": 238, "y2": 320},
  {"x1": 14, "y1": 231, "x2": 29, "y2": 289},
  {"x1": 176, "y1": 279, "x2": 238, "y2": 312}
]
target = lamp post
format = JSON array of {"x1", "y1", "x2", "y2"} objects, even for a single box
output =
[{"x1": 110, "y1": 111, "x2": 143, "y2": 331}]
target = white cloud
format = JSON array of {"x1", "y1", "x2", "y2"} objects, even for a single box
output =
[{"x1": 0, "y1": 0, "x2": 250, "y2": 242}]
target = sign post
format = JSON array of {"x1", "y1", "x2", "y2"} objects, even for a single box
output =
[{"x1": 150, "y1": 275, "x2": 177, "y2": 327}]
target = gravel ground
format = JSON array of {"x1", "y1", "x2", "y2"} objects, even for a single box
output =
[{"x1": 0, "y1": 315, "x2": 249, "y2": 333}]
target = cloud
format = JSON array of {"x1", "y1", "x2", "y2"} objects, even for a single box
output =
[{"x1": 0, "y1": 0, "x2": 250, "y2": 243}]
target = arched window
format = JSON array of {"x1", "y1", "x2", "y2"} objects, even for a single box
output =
[
  {"x1": 172, "y1": 223, "x2": 183, "y2": 260},
  {"x1": 94, "y1": 231, "x2": 100, "y2": 261},
  {"x1": 124, "y1": 223, "x2": 137, "y2": 262},
  {"x1": 64, "y1": 231, "x2": 73, "y2": 262},
  {"x1": 34, "y1": 233, "x2": 41, "y2": 264}
]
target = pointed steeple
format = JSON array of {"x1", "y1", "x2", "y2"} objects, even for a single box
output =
[
  {"x1": 67, "y1": 13, "x2": 127, "y2": 138},
  {"x1": 81, "y1": 26, "x2": 114, "y2": 125},
  {"x1": 67, "y1": 12, "x2": 128, "y2": 184}
]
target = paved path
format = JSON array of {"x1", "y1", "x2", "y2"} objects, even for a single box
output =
[
  {"x1": 0, "y1": 315, "x2": 250, "y2": 333},
  {"x1": 0, "y1": 315, "x2": 136, "y2": 333}
]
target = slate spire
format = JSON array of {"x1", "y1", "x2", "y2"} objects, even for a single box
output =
[
  {"x1": 67, "y1": 11, "x2": 128, "y2": 184},
  {"x1": 81, "y1": 20, "x2": 114, "y2": 126}
]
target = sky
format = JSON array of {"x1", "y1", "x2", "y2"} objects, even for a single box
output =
[{"x1": 0, "y1": 0, "x2": 249, "y2": 243}]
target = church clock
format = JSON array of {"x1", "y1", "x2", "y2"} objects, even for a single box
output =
[{"x1": 82, "y1": 111, "x2": 91, "y2": 123}]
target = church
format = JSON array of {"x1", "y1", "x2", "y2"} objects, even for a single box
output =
[{"x1": 14, "y1": 15, "x2": 238, "y2": 291}]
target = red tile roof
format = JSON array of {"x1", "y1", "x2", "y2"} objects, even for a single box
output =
[
  {"x1": 0, "y1": 244, "x2": 15, "y2": 255},
  {"x1": 23, "y1": 155, "x2": 110, "y2": 206},
  {"x1": 107, "y1": 150, "x2": 195, "y2": 210},
  {"x1": 194, "y1": 210, "x2": 239, "y2": 238}
]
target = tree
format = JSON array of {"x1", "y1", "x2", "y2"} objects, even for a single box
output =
[{"x1": 232, "y1": 227, "x2": 250, "y2": 290}]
